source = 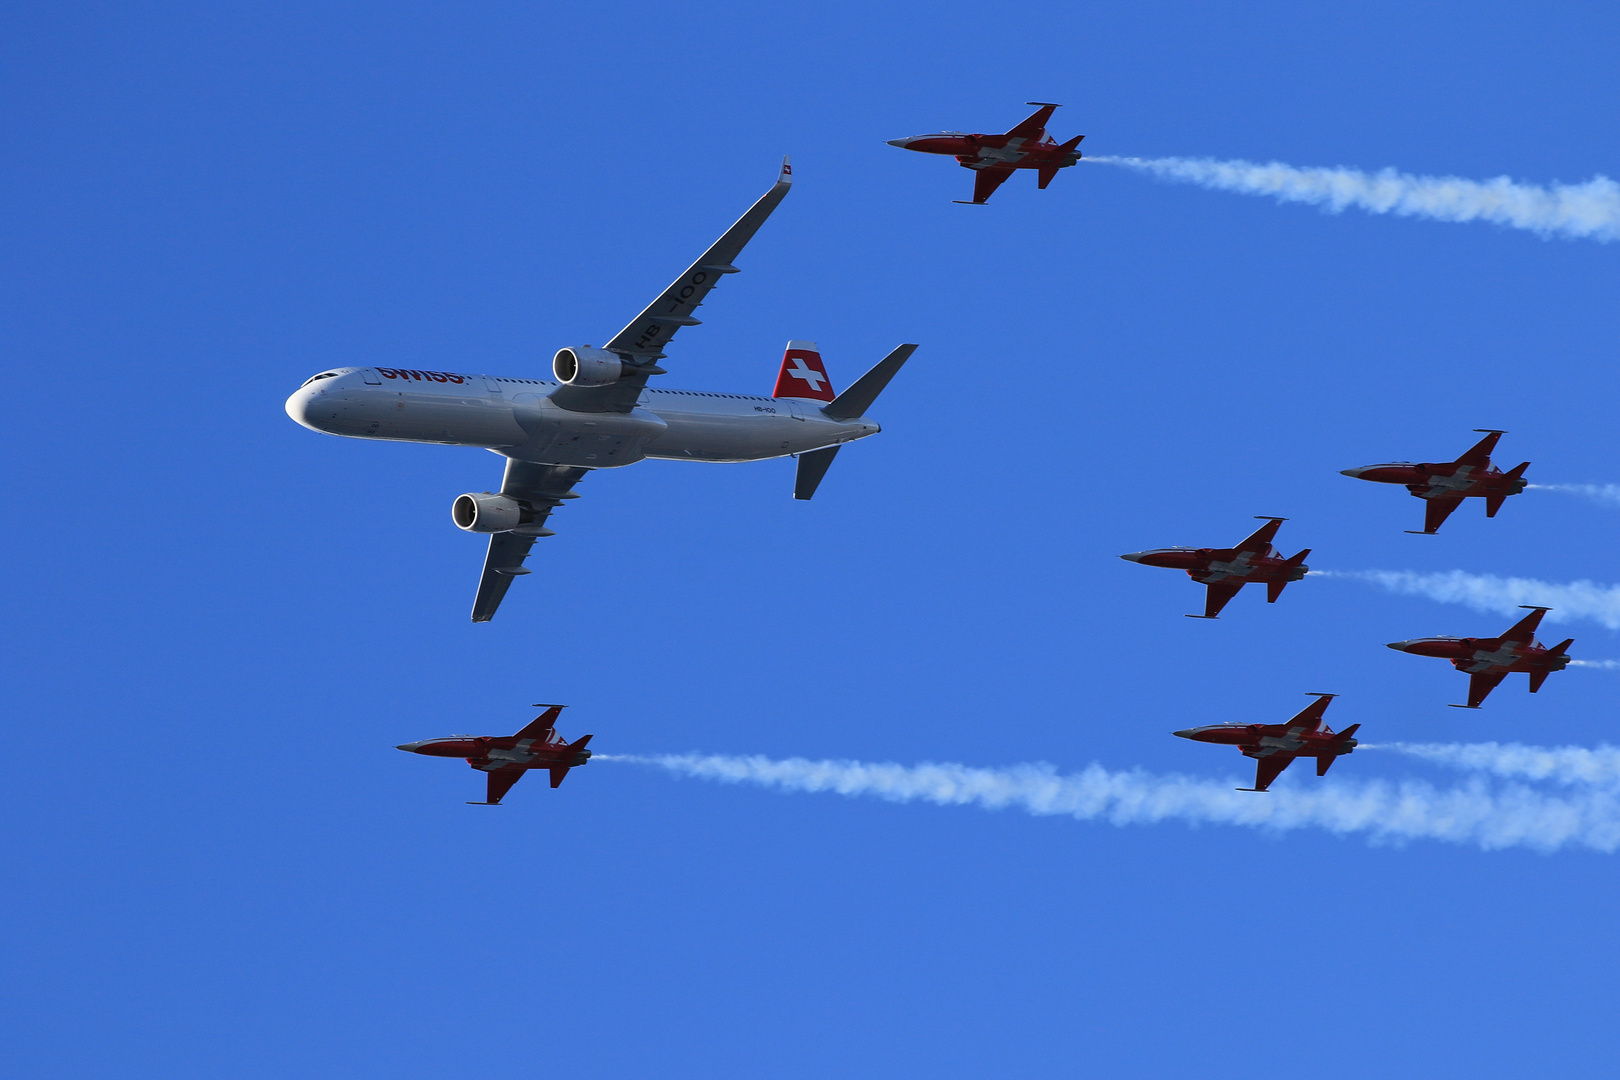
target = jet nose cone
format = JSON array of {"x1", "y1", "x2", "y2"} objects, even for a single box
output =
[
  {"x1": 1171, "y1": 728, "x2": 1198, "y2": 739},
  {"x1": 396, "y1": 741, "x2": 426, "y2": 752},
  {"x1": 1119, "y1": 552, "x2": 1146, "y2": 563},
  {"x1": 1386, "y1": 640, "x2": 1416, "y2": 652},
  {"x1": 886, "y1": 138, "x2": 913, "y2": 148},
  {"x1": 1339, "y1": 468, "x2": 1366, "y2": 478}
]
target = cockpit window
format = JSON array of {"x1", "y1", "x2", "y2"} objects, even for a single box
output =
[{"x1": 301, "y1": 371, "x2": 341, "y2": 387}]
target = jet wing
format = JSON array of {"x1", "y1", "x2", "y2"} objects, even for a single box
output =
[
  {"x1": 1235, "y1": 517, "x2": 1285, "y2": 553},
  {"x1": 1004, "y1": 103, "x2": 1058, "y2": 139},
  {"x1": 1246, "y1": 754, "x2": 1294, "y2": 792},
  {"x1": 1416, "y1": 496, "x2": 1462, "y2": 534},
  {"x1": 1461, "y1": 670, "x2": 1508, "y2": 709},
  {"x1": 1454, "y1": 430, "x2": 1504, "y2": 466},
  {"x1": 960, "y1": 166, "x2": 1015, "y2": 205},
  {"x1": 1281, "y1": 693, "x2": 1336, "y2": 730},
  {"x1": 549, "y1": 159, "x2": 794, "y2": 415},
  {"x1": 1500, "y1": 606, "x2": 1549, "y2": 645},
  {"x1": 514, "y1": 705, "x2": 566, "y2": 740},
  {"x1": 482, "y1": 767, "x2": 527, "y2": 805},
  {"x1": 471, "y1": 461, "x2": 590, "y2": 623},
  {"x1": 1193, "y1": 581, "x2": 1244, "y2": 619}
]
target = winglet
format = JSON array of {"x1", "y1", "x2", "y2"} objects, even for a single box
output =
[{"x1": 777, "y1": 156, "x2": 793, "y2": 188}]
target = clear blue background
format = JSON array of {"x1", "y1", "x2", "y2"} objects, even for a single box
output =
[{"x1": 4, "y1": 3, "x2": 1619, "y2": 1077}]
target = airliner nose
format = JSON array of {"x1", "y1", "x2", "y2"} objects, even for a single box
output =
[{"x1": 285, "y1": 387, "x2": 320, "y2": 431}]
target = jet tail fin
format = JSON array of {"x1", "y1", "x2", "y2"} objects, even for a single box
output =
[
  {"x1": 1038, "y1": 134, "x2": 1086, "y2": 189},
  {"x1": 794, "y1": 446, "x2": 840, "y2": 501},
  {"x1": 1267, "y1": 549, "x2": 1311, "y2": 602},
  {"x1": 822, "y1": 344, "x2": 918, "y2": 421},
  {"x1": 549, "y1": 734, "x2": 594, "y2": 788}
]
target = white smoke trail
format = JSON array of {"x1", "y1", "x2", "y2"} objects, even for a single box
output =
[
  {"x1": 1089, "y1": 155, "x2": 1620, "y2": 242},
  {"x1": 1527, "y1": 483, "x2": 1620, "y2": 508},
  {"x1": 1373, "y1": 742, "x2": 1620, "y2": 788},
  {"x1": 1569, "y1": 659, "x2": 1620, "y2": 670},
  {"x1": 604, "y1": 753, "x2": 1620, "y2": 854},
  {"x1": 1315, "y1": 569, "x2": 1620, "y2": 629}
]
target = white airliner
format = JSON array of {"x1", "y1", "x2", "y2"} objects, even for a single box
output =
[{"x1": 285, "y1": 159, "x2": 917, "y2": 621}]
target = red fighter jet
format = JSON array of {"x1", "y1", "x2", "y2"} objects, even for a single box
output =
[
  {"x1": 1121, "y1": 517, "x2": 1311, "y2": 619},
  {"x1": 1387, "y1": 605, "x2": 1573, "y2": 709},
  {"x1": 1341, "y1": 429, "x2": 1529, "y2": 534},
  {"x1": 397, "y1": 704, "x2": 593, "y2": 804},
  {"x1": 887, "y1": 102, "x2": 1085, "y2": 204},
  {"x1": 1174, "y1": 693, "x2": 1360, "y2": 792}
]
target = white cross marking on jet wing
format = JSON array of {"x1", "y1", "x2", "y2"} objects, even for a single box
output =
[{"x1": 787, "y1": 357, "x2": 826, "y2": 391}]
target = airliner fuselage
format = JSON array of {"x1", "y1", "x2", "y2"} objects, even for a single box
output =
[{"x1": 285, "y1": 365, "x2": 877, "y2": 467}]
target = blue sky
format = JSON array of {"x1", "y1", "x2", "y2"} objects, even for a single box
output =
[{"x1": 5, "y1": 2, "x2": 1620, "y2": 1076}]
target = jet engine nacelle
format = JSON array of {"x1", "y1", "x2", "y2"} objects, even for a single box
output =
[
  {"x1": 553, "y1": 347, "x2": 625, "y2": 387},
  {"x1": 451, "y1": 492, "x2": 528, "y2": 533}
]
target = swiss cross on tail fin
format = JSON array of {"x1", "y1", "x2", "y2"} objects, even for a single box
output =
[{"x1": 773, "y1": 341, "x2": 837, "y2": 402}]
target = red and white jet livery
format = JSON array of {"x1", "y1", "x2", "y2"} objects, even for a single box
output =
[
  {"x1": 1341, "y1": 429, "x2": 1529, "y2": 534},
  {"x1": 285, "y1": 160, "x2": 918, "y2": 621},
  {"x1": 887, "y1": 103, "x2": 1085, "y2": 204},
  {"x1": 1387, "y1": 605, "x2": 1573, "y2": 709},
  {"x1": 1121, "y1": 517, "x2": 1311, "y2": 619},
  {"x1": 397, "y1": 704, "x2": 593, "y2": 804},
  {"x1": 1174, "y1": 693, "x2": 1359, "y2": 792}
]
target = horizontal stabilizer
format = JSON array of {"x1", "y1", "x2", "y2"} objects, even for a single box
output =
[
  {"x1": 794, "y1": 446, "x2": 840, "y2": 501},
  {"x1": 823, "y1": 344, "x2": 918, "y2": 421}
]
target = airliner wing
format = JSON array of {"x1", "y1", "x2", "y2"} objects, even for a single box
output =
[
  {"x1": 604, "y1": 158, "x2": 791, "y2": 362},
  {"x1": 471, "y1": 461, "x2": 590, "y2": 623},
  {"x1": 550, "y1": 159, "x2": 794, "y2": 415}
]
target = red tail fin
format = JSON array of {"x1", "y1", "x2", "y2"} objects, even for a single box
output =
[{"x1": 773, "y1": 341, "x2": 836, "y2": 402}]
